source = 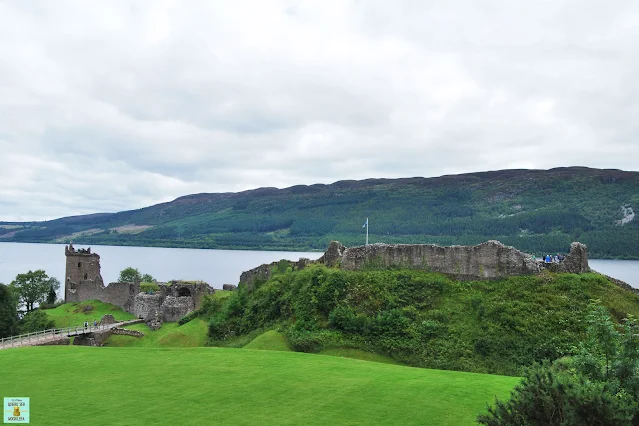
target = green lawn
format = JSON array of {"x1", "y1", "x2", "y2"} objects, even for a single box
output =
[
  {"x1": 104, "y1": 319, "x2": 208, "y2": 347},
  {"x1": 44, "y1": 300, "x2": 136, "y2": 327},
  {"x1": 0, "y1": 346, "x2": 518, "y2": 425}
]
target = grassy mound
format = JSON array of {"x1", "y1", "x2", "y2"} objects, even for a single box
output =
[
  {"x1": 208, "y1": 266, "x2": 639, "y2": 375},
  {"x1": 319, "y1": 348, "x2": 399, "y2": 365},
  {"x1": 0, "y1": 346, "x2": 517, "y2": 425},
  {"x1": 104, "y1": 319, "x2": 208, "y2": 347},
  {"x1": 244, "y1": 330, "x2": 291, "y2": 351},
  {"x1": 44, "y1": 300, "x2": 136, "y2": 327}
]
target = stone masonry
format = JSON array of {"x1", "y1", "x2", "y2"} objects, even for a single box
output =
[
  {"x1": 239, "y1": 240, "x2": 592, "y2": 290},
  {"x1": 64, "y1": 244, "x2": 213, "y2": 322}
]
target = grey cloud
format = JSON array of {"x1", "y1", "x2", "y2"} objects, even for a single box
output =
[{"x1": 1, "y1": 0, "x2": 638, "y2": 221}]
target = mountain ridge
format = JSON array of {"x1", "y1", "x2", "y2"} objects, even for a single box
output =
[{"x1": 2, "y1": 166, "x2": 638, "y2": 257}]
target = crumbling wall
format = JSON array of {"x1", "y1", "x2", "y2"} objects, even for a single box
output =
[
  {"x1": 340, "y1": 240, "x2": 540, "y2": 279},
  {"x1": 63, "y1": 245, "x2": 212, "y2": 322},
  {"x1": 239, "y1": 258, "x2": 314, "y2": 291},
  {"x1": 559, "y1": 242, "x2": 589, "y2": 274},
  {"x1": 160, "y1": 296, "x2": 194, "y2": 322},
  {"x1": 133, "y1": 293, "x2": 163, "y2": 319},
  {"x1": 65, "y1": 244, "x2": 105, "y2": 303}
]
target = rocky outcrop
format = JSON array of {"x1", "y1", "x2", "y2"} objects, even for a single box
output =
[
  {"x1": 222, "y1": 284, "x2": 238, "y2": 291},
  {"x1": 340, "y1": 240, "x2": 540, "y2": 280}
]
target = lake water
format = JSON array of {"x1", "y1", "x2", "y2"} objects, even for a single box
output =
[
  {"x1": 0, "y1": 242, "x2": 637, "y2": 292},
  {"x1": 0, "y1": 242, "x2": 322, "y2": 292}
]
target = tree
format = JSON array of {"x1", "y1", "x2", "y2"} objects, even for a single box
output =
[
  {"x1": 0, "y1": 283, "x2": 19, "y2": 338},
  {"x1": 19, "y1": 309, "x2": 55, "y2": 334},
  {"x1": 118, "y1": 267, "x2": 142, "y2": 284},
  {"x1": 141, "y1": 273, "x2": 156, "y2": 283},
  {"x1": 478, "y1": 301, "x2": 639, "y2": 425},
  {"x1": 11, "y1": 270, "x2": 60, "y2": 313},
  {"x1": 46, "y1": 283, "x2": 57, "y2": 305}
]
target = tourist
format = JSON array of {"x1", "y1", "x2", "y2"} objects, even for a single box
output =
[{"x1": 84, "y1": 321, "x2": 88, "y2": 330}]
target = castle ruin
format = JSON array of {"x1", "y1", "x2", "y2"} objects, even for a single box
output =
[
  {"x1": 64, "y1": 244, "x2": 212, "y2": 322},
  {"x1": 239, "y1": 240, "x2": 590, "y2": 291}
]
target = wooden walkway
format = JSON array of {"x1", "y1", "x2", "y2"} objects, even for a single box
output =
[{"x1": 0, "y1": 320, "x2": 143, "y2": 350}]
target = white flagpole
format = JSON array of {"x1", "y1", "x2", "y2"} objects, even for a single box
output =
[{"x1": 366, "y1": 217, "x2": 369, "y2": 245}]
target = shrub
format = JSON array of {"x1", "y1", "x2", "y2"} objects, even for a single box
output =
[{"x1": 140, "y1": 282, "x2": 160, "y2": 294}]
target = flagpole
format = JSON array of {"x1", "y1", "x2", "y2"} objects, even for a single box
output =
[{"x1": 366, "y1": 217, "x2": 368, "y2": 245}]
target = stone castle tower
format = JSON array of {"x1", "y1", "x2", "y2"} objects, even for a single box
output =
[{"x1": 64, "y1": 243, "x2": 104, "y2": 303}]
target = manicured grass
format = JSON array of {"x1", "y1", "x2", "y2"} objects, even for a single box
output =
[
  {"x1": 319, "y1": 348, "x2": 400, "y2": 365},
  {"x1": 104, "y1": 319, "x2": 208, "y2": 347},
  {"x1": 244, "y1": 330, "x2": 291, "y2": 351},
  {"x1": 44, "y1": 300, "x2": 136, "y2": 327},
  {"x1": 0, "y1": 346, "x2": 518, "y2": 425}
]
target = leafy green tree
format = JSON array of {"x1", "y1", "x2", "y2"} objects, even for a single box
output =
[
  {"x1": 118, "y1": 267, "x2": 142, "y2": 284},
  {"x1": 0, "y1": 283, "x2": 19, "y2": 338},
  {"x1": 141, "y1": 273, "x2": 155, "y2": 283},
  {"x1": 19, "y1": 309, "x2": 55, "y2": 333},
  {"x1": 11, "y1": 270, "x2": 60, "y2": 313}
]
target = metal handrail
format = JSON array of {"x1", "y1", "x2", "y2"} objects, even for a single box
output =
[{"x1": 0, "y1": 322, "x2": 123, "y2": 349}]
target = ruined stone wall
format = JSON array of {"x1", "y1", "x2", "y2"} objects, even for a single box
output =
[
  {"x1": 239, "y1": 258, "x2": 314, "y2": 291},
  {"x1": 133, "y1": 293, "x2": 163, "y2": 319},
  {"x1": 161, "y1": 296, "x2": 194, "y2": 322},
  {"x1": 340, "y1": 240, "x2": 540, "y2": 279},
  {"x1": 63, "y1": 245, "x2": 212, "y2": 322}
]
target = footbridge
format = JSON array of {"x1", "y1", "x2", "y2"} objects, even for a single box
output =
[{"x1": 0, "y1": 319, "x2": 143, "y2": 350}]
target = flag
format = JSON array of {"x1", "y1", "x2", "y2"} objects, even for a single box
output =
[{"x1": 362, "y1": 218, "x2": 368, "y2": 228}]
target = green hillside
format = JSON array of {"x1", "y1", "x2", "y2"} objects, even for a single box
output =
[
  {"x1": 45, "y1": 300, "x2": 136, "y2": 327},
  {"x1": 205, "y1": 265, "x2": 639, "y2": 376},
  {"x1": 0, "y1": 346, "x2": 518, "y2": 425},
  {"x1": 3, "y1": 167, "x2": 639, "y2": 257}
]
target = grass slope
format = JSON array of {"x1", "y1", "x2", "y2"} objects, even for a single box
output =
[
  {"x1": 318, "y1": 348, "x2": 400, "y2": 365},
  {"x1": 243, "y1": 330, "x2": 291, "y2": 351},
  {"x1": 0, "y1": 347, "x2": 517, "y2": 425},
  {"x1": 104, "y1": 319, "x2": 208, "y2": 347},
  {"x1": 44, "y1": 300, "x2": 136, "y2": 327}
]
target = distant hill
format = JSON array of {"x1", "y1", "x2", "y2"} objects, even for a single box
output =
[{"x1": 2, "y1": 167, "x2": 639, "y2": 258}]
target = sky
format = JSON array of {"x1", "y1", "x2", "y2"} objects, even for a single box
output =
[{"x1": 1, "y1": 0, "x2": 638, "y2": 221}]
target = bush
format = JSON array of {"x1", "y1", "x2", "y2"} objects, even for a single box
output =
[
  {"x1": 19, "y1": 309, "x2": 55, "y2": 333},
  {"x1": 140, "y1": 282, "x2": 160, "y2": 294},
  {"x1": 478, "y1": 363, "x2": 637, "y2": 425}
]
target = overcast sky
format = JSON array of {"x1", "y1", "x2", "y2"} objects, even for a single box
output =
[{"x1": 1, "y1": 1, "x2": 638, "y2": 221}]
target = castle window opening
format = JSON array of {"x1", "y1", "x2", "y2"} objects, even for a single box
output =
[
  {"x1": 84, "y1": 273, "x2": 88, "y2": 280},
  {"x1": 78, "y1": 262, "x2": 82, "y2": 268},
  {"x1": 178, "y1": 287, "x2": 191, "y2": 297}
]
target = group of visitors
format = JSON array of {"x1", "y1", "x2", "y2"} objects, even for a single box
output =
[{"x1": 533, "y1": 254, "x2": 564, "y2": 263}]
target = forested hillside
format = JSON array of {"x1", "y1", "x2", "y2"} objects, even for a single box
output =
[{"x1": 2, "y1": 167, "x2": 638, "y2": 258}]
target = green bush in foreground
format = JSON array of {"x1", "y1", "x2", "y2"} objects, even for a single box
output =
[{"x1": 478, "y1": 302, "x2": 639, "y2": 425}]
